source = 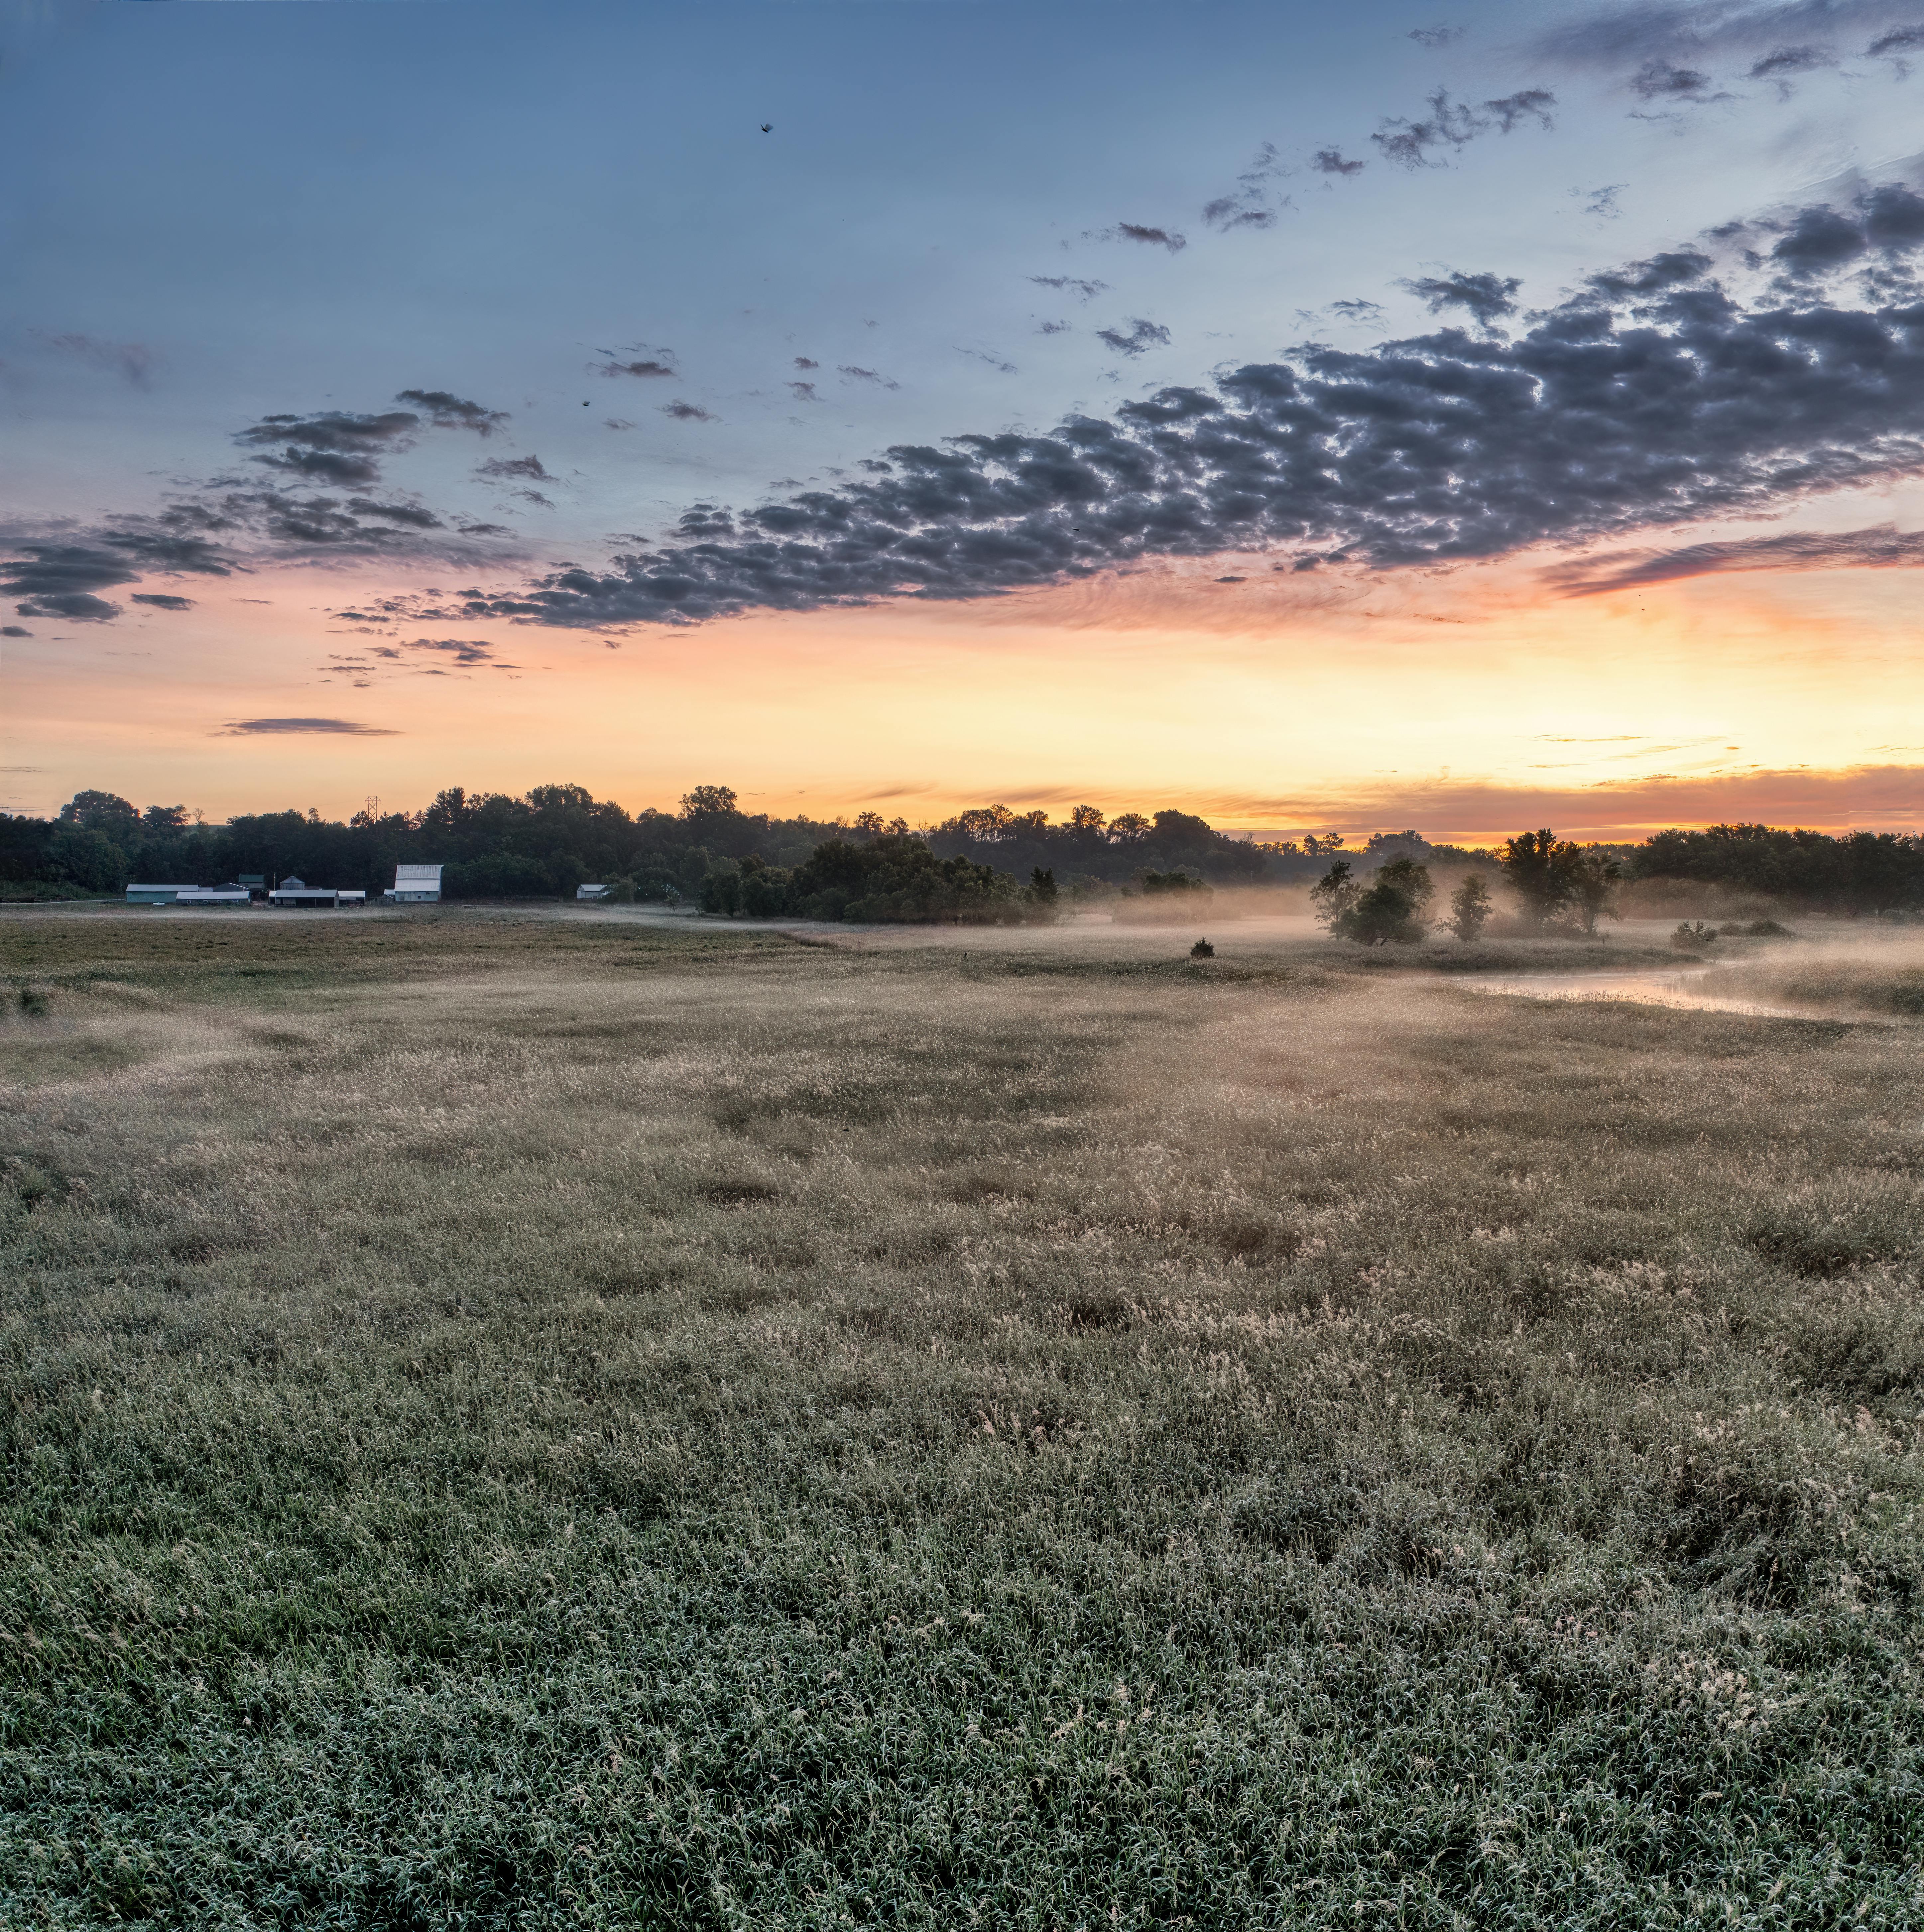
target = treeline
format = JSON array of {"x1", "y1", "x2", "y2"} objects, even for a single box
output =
[
  {"x1": 9, "y1": 787, "x2": 1924, "y2": 920},
  {"x1": 0, "y1": 784, "x2": 1285, "y2": 912}
]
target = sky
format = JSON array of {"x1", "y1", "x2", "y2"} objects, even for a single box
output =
[{"x1": 7, "y1": 0, "x2": 1924, "y2": 841}]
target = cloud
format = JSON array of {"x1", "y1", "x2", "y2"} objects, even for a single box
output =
[
  {"x1": 661, "y1": 400, "x2": 716, "y2": 420},
  {"x1": 1869, "y1": 24, "x2": 1924, "y2": 58},
  {"x1": 2, "y1": 542, "x2": 140, "y2": 621},
  {"x1": 1202, "y1": 141, "x2": 1290, "y2": 232},
  {"x1": 1312, "y1": 148, "x2": 1366, "y2": 176},
  {"x1": 838, "y1": 366, "x2": 900, "y2": 389},
  {"x1": 1036, "y1": 320, "x2": 1072, "y2": 335},
  {"x1": 1087, "y1": 223, "x2": 1187, "y2": 253},
  {"x1": 1328, "y1": 298, "x2": 1386, "y2": 320},
  {"x1": 957, "y1": 347, "x2": 1019, "y2": 373},
  {"x1": 476, "y1": 454, "x2": 553, "y2": 481},
  {"x1": 1749, "y1": 42, "x2": 1835, "y2": 78},
  {"x1": 235, "y1": 409, "x2": 424, "y2": 487},
  {"x1": 36, "y1": 332, "x2": 155, "y2": 387},
  {"x1": 1094, "y1": 318, "x2": 1172, "y2": 356},
  {"x1": 384, "y1": 635, "x2": 500, "y2": 665},
  {"x1": 1547, "y1": 522, "x2": 1924, "y2": 593},
  {"x1": 217, "y1": 717, "x2": 398, "y2": 736},
  {"x1": 130, "y1": 592, "x2": 193, "y2": 610},
  {"x1": 394, "y1": 389, "x2": 508, "y2": 433},
  {"x1": 1, "y1": 625, "x2": 28, "y2": 637},
  {"x1": 347, "y1": 498, "x2": 443, "y2": 529},
  {"x1": 789, "y1": 381, "x2": 818, "y2": 400},
  {"x1": 1579, "y1": 183, "x2": 1628, "y2": 219},
  {"x1": 1409, "y1": 25, "x2": 1463, "y2": 48},
  {"x1": 435, "y1": 181, "x2": 1924, "y2": 632},
  {"x1": 1531, "y1": 2, "x2": 1922, "y2": 94},
  {"x1": 1373, "y1": 88, "x2": 1556, "y2": 168},
  {"x1": 794, "y1": 357, "x2": 819, "y2": 370},
  {"x1": 1029, "y1": 276, "x2": 1109, "y2": 299},
  {"x1": 1399, "y1": 269, "x2": 1522, "y2": 327},
  {"x1": 597, "y1": 355, "x2": 677, "y2": 378}
]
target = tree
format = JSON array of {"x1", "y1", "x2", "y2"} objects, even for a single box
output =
[
  {"x1": 1309, "y1": 859, "x2": 1360, "y2": 931},
  {"x1": 1029, "y1": 866, "x2": 1058, "y2": 908},
  {"x1": 1448, "y1": 874, "x2": 1493, "y2": 942},
  {"x1": 1069, "y1": 804, "x2": 1106, "y2": 834},
  {"x1": 58, "y1": 790, "x2": 139, "y2": 835},
  {"x1": 1108, "y1": 812, "x2": 1151, "y2": 843},
  {"x1": 678, "y1": 784, "x2": 739, "y2": 820},
  {"x1": 46, "y1": 825, "x2": 129, "y2": 892},
  {"x1": 1564, "y1": 850, "x2": 1623, "y2": 935},
  {"x1": 853, "y1": 811, "x2": 885, "y2": 838},
  {"x1": 1331, "y1": 856, "x2": 1432, "y2": 946},
  {"x1": 1501, "y1": 828, "x2": 1577, "y2": 930}
]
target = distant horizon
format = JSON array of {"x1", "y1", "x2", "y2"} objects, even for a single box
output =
[{"x1": 15, "y1": 770, "x2": 1924, "y2": 852}]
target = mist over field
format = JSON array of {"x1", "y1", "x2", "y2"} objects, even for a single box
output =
[{"x1": 4, "y1": 900, "x2": 1923, "y2": 1926}]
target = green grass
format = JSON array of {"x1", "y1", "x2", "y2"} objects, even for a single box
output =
[{"x1": 2, "y1": 910, "x2": 1921, "y2": 1928}]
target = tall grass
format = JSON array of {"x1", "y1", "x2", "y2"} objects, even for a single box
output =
[{"x1": 3, "y1": 911, "x2": 1921, "y2": 1927}]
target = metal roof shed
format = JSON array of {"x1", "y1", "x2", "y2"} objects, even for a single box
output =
[{"x1": 269, "y1": 877, "x2": 354, "y2": 908}]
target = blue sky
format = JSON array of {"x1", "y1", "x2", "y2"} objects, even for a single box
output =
[{"x1": 8, "y1": 1, "x2": 1924, "y2": 833}]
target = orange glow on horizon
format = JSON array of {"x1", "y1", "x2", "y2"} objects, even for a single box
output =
[{"x1": 9, "y1": 521, "x2": 1924, "y2": 843}]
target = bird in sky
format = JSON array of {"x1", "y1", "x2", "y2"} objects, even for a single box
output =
[{"x1": 760, "y1": 123, "x2": 773, "y2": 133}]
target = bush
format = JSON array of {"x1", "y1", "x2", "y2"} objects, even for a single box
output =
[
  {"x1": 1672, "y1": 919, "x2": 1718, "y2": 950},
  {"x1": 1190, "y1": 938, "x2": 1215, "y2": 959}
]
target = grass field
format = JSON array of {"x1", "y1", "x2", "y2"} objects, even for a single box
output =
[{"x1": 3, "y1": 907, "x2": 1922, "y2": 1928}]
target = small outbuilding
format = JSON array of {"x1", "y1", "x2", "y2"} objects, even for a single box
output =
[
  {"x1": 175, "y1": 886, "x2": 253, "y2": 908},
  {"x1": 385, "y1": 863, "x2": 443, "y2": 905},
  {"x1": 576, "y1": 883, "x2": 611, "y2": 901},
  {"x1": 126, "y1": 883, "x2": 194, "y2": 905},
  {"x1": 269, "y1": 877, "x2": 364, "y2": 909}
]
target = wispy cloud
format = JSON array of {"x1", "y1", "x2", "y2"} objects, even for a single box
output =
[
  {"x1": 36, "y1": 331, "x2": 155, "y2": 387},
  {"x1": 217, "y1": 717, "x2": 398, "y2": 736},
  {"x1": 1547, "y1": 523, "x2": 1924, "y2": 594},
  {"x1": 1029, "y1": 276, "x2": 1109, "y2": 300},
  {"x1": 1094, "y1": 318, "x2": 1171, "y2": 357}
]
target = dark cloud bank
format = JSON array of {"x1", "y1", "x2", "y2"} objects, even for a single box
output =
[
  {"x1": 13, "y1": 187, "x2": 1924, "y2": 634},
  {"x1": 413, "y1": 183, "x2": 1924, "y2": 631}
]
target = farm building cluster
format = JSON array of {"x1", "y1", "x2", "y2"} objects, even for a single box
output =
[{"x1": 124, "y1": 865, "x2": 441, "y2": 909}]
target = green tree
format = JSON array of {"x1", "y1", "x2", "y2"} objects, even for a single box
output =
[{"x1": 1448, "y1": 874, "x2": 1493, "y2": 942}]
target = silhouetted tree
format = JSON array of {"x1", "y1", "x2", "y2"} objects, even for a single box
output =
[{"x1": 1309, "y1": 860, "x2": 1359, "y2": 932}]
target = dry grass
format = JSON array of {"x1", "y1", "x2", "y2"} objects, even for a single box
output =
[{"x1": 3, "y1": 909, "x2": 1922, "y2": 1928}]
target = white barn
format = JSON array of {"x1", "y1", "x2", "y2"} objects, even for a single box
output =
[{"x1": 385, "y1": 863, "x2": 443, "y2": 904}]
